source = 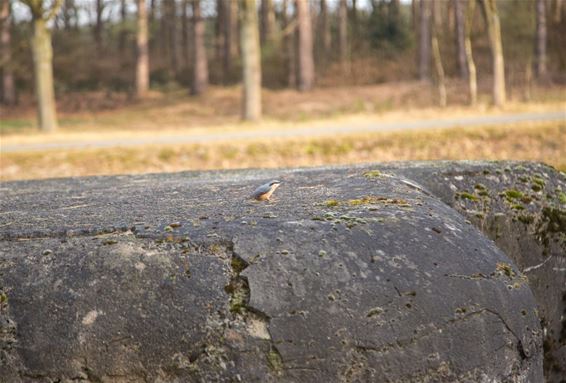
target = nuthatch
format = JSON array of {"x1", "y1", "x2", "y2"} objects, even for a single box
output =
[{"x1": 252, "y1": 180, "x2": 281, "y2": 201}]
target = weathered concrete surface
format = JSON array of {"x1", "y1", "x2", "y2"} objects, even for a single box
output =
[
  {"x1": 0, "y1": 162, "x2": 550, "y2": 382},
  {"x1": 383, "y1": 161, "x2": 566, "y2": 382}
]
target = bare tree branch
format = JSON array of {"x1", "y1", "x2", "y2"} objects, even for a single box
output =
[{"x1": 45, "y1": 0, "x2": 64, "y2": 21}]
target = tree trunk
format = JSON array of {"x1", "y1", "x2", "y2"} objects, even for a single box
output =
[
  {"x1": 412, "y1": 0, "x2": 419, "y2": 70},
  {"x1": 296, "y1": 0, "x2": 314, "y2": 91},
  {"x1": 223, "y1": 0, "x2": 236, "y2": 82},
  {"x1": 119, "y1": 0, "x2": 127, "y2": 52},
  {"x1": 136, "y1": 0, "x2": 149, "y2": 97},
  {"x1": 431, "y1": 0, "x2": 446, "y2": 107},
  {"x1": 216, "y1": 0, "x2": 225, "y2": 60},
  {"x1": 454, "y1": 0, "x2": 468, "y2": 79},
  {"x1": 169, "y1": 0, "x2": 178, "y2": 75},
  {"x1": 282, "y1": 0, "x2": 296, "y2": 88},
  {"x1": 351, "y1": 0, "x2": 357, "y2": 22},
  {"x1": 94, "y1": 0, "x2": 104, "y2": 53},
  {"x1": 431, "y1": 36, "x2": 446, "y2": 107},
  {"x1": 1, "y1": 0, "x2": 15, "y2": 105},
  {"x1": 260, "y1": 0, "x2": 275, "y2": 46},
  {"x1": 182, "y1": 0, "x2": 190, "y2": 69},
  {"x1": 232, "y1": 0, "x2": 241, "y2": 56},
  {"x1": 432, "y1": 0, "x2": 442, "y2": 30},
  {"x1": 338, "y1": 0, "x2": 348, "y2": 64},
  {"x1": 480, "y1": 0, "x2": 505, "y2": 107},
  {"x1": 159, "y1": 0, "x2": 170, "y2": 68},
  {"x1": 149, "y1": 0, "x2": 156, "y2": 24},
  {"x1": 230, "y1": 1, "x2": 239, "y2": 56},
  {"x1": 464, "y1": 0, "x2": 477, "y2": 105},
  {"x1": 391, "y1": 0, "x2": 401, "y2": 15},
  {"x1": 21, "y1": 0, "x2": 62, "y2": 131},
  {"x1": 161, "y1": 0, "x2": 178, "y2": 76},
  {"x1": 535, "y1": 0, "x2": 547, "y2": 79},
  {"x1": 211, "y1": 0, "x2": 237, "y2": 83},
  {"x1": 191, "y1": 0, "x2": 208, "y2": 95},
  {"x1": 412, "y1": 0, "x2": 419, "y2": 28},
  {"x1": 240, "y1": 0, "x2": 261, "y2": 121},
  {"x1": 319, "y1": 0, "x2": 331, "y2": 58},
  {"x1": 447, "y1": 0, "x2": 455, "y2": 32},
  {"x1": 31, "y1": 18, "x2": 58, "y2": 132},
  {"x1": 525, "y1": 57, "x2": 533, "y2": 101},
  {"x1": 62, "y1": 0, "x2": 75, "y2": 31},
  {"x1": 554, "y1": 0, "x2": 563, "y2": 23},
  {"x1": 351, "y1": 0, "x2": 358, "y2": 39},
  {"x1": 419, "y1": 0, "x2": 431, "y2": 81}
]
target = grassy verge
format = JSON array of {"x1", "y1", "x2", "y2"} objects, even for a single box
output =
[
  {"x1": 1, "y1": 121, "x2": 564, "y2": 181},
  {"x1": 2, "y1": 83, "x2": 565, "y2": 135}
]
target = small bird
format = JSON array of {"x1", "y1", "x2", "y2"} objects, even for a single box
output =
[{"x1": 252, "y1": 180, "x2": 281, "y2": 201}]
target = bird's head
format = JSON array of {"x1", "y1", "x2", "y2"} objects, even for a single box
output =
[{"x1": 269, "y1": 180, "x2": 281, "y2": 190}]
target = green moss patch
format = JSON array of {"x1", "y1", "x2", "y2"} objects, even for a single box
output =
[
  {"x1": 504, "y1": 189, "x2": 524, "y2": 200},
  {"x1": 542, "y1": 206, "x2": 566, "y2": 234},
  {"x1": 495, "y1": 262, "x2": 516, "y2": 279},
  {"x1": 363, "y1": 170, "x2": 382, "y2": 178},
  {"x1": 532, "y1": 176, "x2": 546, "y2": 187},
  {"x1": 349, "y1": 196, "x2": 410, "y2": 207},
  {"x1": 456, "y1": 192, "x2": 479, "y2": 202},
  {"x1": 517, "y1": 213, "x2": 535, "y2": 225},
  {"x1": 267, "y1": 348, "x2": 284, "y2": 375},
  {"x1": 324, "y1": 199, "x2": 339, "y2": 207}
]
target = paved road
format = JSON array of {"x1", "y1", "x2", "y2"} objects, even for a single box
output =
[{"x1": 2, "y1": 110, "x2": 564, "y2": 153}]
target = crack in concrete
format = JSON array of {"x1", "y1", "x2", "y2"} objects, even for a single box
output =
[
  {"x1": 354, "y1": 306, "x2": 527, "y2": 360},
  {"x1": 224, "y1": 241, "x2": 285, "y2": 376},
  {"x1": 449, "y1": 308, "x2": 524, "y2": 353},
  {"x1": 0, "y1": 225, "x2": 132, "y2": 241},
  {"x1": 445, "y1": 273, "x2": 489, "y2": 281},
  {"x1": 445, "y1": 264, "x2": 528, "y2": 288}
]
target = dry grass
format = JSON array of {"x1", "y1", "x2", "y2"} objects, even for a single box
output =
[
  {"x1": 2, "y1": 83, "x2": 563, "y2": 181},
  {"x1": 2, "y1": 121, "x2": 564, "y2": 182}
]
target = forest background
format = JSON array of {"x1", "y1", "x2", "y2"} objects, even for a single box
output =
[{"x1": 0, "y1": 0, "x2": 564, "y2": 181}]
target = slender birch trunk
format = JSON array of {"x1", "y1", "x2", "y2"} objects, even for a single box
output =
[
  {"x1": 282, "y1": 0, "x2": 296, "y2": 88},
  {"x1": 464, "y1": 0, "x2": 477, "y2": 105},
  {"x1": 94, "y1": 0, "x2": 104, "y2": 53},
  {"x1": 191, "y1": 0, "x2": 208, "y2": 95},
  {"x1": 480, "y1": 0, "x2": 506, "y2": 107},
  {"x1": 535, "y1": 0, "x2": 547, "y2": 79},
  {"x1": 431, "y1": 0, "x2": 446, "y2": 107},
  {"x1": 419, "y1": 0, "x2": 431, "y2": 81},
  {"x1": 554, "y1": 0, "x2": 562, "y2": 23},
  {"x1": 454, "y1": 0, "x2": 468, "y2": 79},
  {"x1": 319, "y1": 0, "x2": 331, "y2": 58},
  {"x1": 224, "y1": 0, "x2": 236, "y2": 81},
  {"x1": 295, "y1": 0, "x2": 314, "y2": 91},
  {"x1": 182, "y1": 0, "x2": 190, "y2": 69},
  {"x1": 119, "y1": 0, "x2": 127, "y2": 51},
  {"x1": 338, "y1": 0, "x2": 348, "y2": 64},
  {"x1": 260, "y1": 0, "x2": 275, "y2": 46},
  {"x1": 240, "y1": 0, "x2": 261, "y2": 120},
  {"x1": 136, "y1": 0, "x2": 149, "y2": 97},
  {"x1": 1, "y1": 0, "x2": 15, "y2": 105}
]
